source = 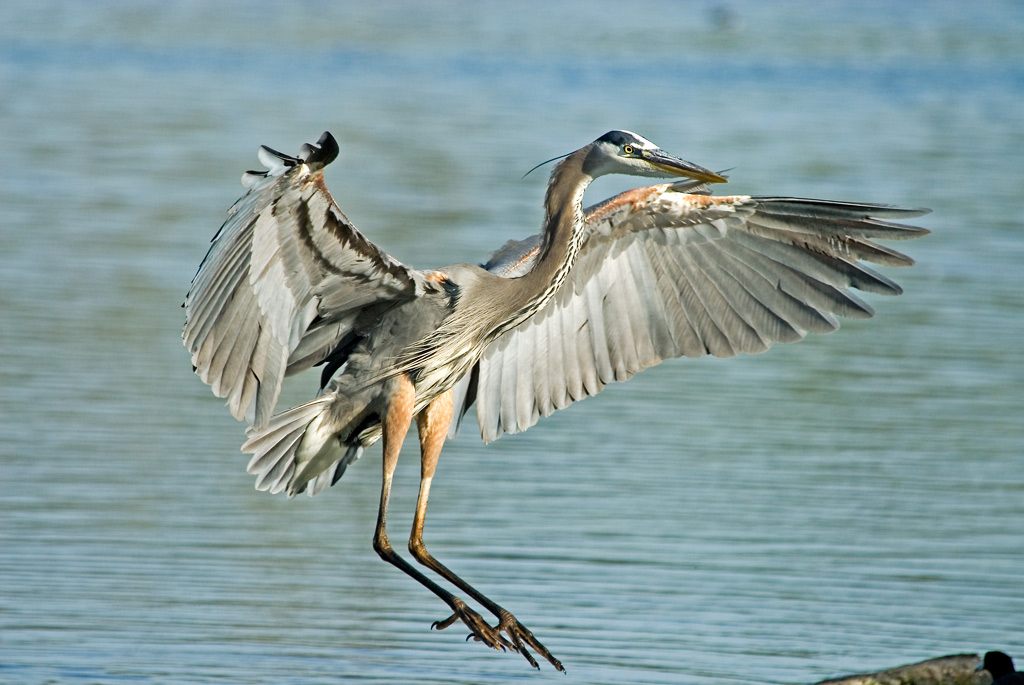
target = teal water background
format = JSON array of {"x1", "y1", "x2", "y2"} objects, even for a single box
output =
[{"x1": 2, "y1": 2, "x2": 1022, "y2": 682}]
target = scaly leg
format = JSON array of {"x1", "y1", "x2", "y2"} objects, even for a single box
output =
[
  {"x1": 409, "y1": 390, "x2": 565, "y2": 672},
  {"x1": 372, "y1": 376, "x2": 508, "y2": 654}
]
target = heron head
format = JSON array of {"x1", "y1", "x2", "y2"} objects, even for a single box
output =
[{"x1": 584, "y1": 130, "x2": 727, "y2": 184}]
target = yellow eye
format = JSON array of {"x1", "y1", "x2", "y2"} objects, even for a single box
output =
[{"x1": 623, "y1": 145, "x2": 634, "y2": 155}]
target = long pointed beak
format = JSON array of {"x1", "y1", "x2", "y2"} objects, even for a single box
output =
[{"x1": 644, "y1": 149, "x2": 728, "y2": 183}]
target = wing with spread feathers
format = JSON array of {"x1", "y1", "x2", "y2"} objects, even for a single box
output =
[
  {"x1": 184, "y1": 133, "x2": 423, "y2": 427},
  {"x1": 452, "y1": 182, "x2": 929, "y2": 441}
]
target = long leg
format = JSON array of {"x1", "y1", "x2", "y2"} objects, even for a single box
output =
[
  {"x1": 410, "y1": 390, "x2": 564, "y2": 672},
  {"x1": 372, "y1": 376, "x2": 508, "y2": 654}
]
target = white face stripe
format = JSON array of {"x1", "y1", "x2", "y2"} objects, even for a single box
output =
[{"x1": 618, "y1": 130, "x2": 659, "y2": 150}]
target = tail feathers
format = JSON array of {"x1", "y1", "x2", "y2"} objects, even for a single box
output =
[
  {"x1": 243, "y1": 395, "x2": 350, "y2": 497},
  {"x1": 306, "y1": 444, "x2": 364, "y2": 496}
]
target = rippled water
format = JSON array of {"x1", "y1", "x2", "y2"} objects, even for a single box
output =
[{"x1": 2, "y1": 1, "x2": 1023, "y2": 683}]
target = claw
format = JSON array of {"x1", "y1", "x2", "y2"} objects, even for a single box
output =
[
  {"x1": 432, "y1": 598, "x2": 512, "y2": 653},
  {"x1": 431, "y1": 599, "x2": 564, "y2": 671},
  {"x1": 495, "y1": 610, "x2": 565, "y2": 673}
]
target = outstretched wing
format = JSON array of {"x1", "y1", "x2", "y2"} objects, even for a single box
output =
[
  {"x1": 184, "y1": 132, "x2": 422, "y2": 427},
  {"x1": 452, "y1": 182, "x2": 929, "y2": 441}
]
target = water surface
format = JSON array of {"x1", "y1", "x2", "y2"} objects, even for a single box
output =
[{"x1": 2, "y1": 2, "x2": 1023, "y2": 683}]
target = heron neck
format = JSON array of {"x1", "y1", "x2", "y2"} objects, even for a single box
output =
[{"x1": 515, "y1": 150, "x2": 592, "y2": 311}]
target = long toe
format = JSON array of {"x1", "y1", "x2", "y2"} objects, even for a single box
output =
[
  {"x1": 432, "y1": 598, "x2": 513, "y2": 653},
  {"x1": 496, "y1": 610, "x2": 564, "y2": 673},
  {"x1": 430, "y1": 613, "x2": 460, "y2": 631}
]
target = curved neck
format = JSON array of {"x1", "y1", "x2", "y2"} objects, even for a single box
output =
[
  {"x1": 436, "y1": 145, "x2": 595, "y2": 357},
  {"x1": 511, "y1": 147, "x2": 593, "y2": 316},
  {"x1": 397, "y1": 146, "x2": 595, "y2": 385}
]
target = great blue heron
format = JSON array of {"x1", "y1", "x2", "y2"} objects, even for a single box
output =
[{"x1": 183, "y1": 130, "x2": 928, "y2": 671}]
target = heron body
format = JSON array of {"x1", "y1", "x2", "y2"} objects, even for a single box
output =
[{"x1": 184, "y1": 130, "x2": 928, "y2": 670}]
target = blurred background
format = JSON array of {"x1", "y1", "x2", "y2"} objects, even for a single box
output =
[{"x1": 2, "y1": 1, "x2": 1022, "y2": 683}]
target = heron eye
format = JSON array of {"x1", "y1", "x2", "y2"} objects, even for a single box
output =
[{"x1": 623, "y1": 145, "x2": 634, "y2": 155}]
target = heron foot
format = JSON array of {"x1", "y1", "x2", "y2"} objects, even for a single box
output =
[
  {"x1": 432, "y1": 598, "x2": 513, "y2": 654},
  {"x1": 494, "y1": 608, "x2": 565, "y2": 673},
  {"x1": 433, "y1": 601, "x2": 564, "y2": 672}
]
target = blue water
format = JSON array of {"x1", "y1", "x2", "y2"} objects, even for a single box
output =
[{"x1": 2, "y1": 1, "x2": 1023, "y2": 683}]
